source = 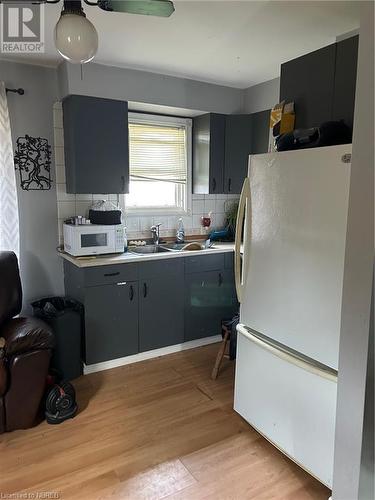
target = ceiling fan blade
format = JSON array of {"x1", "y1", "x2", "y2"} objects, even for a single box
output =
[{"x1": 98, "y1": 0, "x2": 175, "y2": 17}]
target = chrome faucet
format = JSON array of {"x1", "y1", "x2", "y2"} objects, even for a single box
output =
[{"x1": 150, "y1": 223, "x2": 162, "y2": 245}]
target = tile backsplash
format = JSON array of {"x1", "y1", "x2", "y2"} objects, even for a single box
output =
[{"x1": 53, "y1": 102, "x2": 239, "y2": 245}]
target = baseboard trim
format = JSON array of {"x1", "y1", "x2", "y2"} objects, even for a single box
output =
[{"x1": 84, "y1": 335, "x2": 222, "y2": 374}]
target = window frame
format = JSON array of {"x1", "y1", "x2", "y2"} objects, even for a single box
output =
[{"x1": 125, "y1": 112, "x2": 192, "y2": 216}]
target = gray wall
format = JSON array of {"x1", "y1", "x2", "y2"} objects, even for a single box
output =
[
  {"x1": 332, "y1": 2, "x2": 374, "y2": 499},
  {"x1": 1, "y1": 60, "x2": 64, "y2": 312},
  {"x1": 59, "y1": 62, "x2": 244, "y2": 114},
  {"x1": 243, "y1": 77, "x2": 280, "y2": 113}
]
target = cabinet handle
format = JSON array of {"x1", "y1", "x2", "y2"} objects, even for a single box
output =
[
  {"x1": 105, "y1": 272, "x2": 120, "y2": 277},
  {"x1": 212, "y1": 178, "x2": 216, "y2": 192},
  {"x1": 228, "y1": 178, "x2": 232, "y2": 192},
  {"x1": 129, "y1": 284, "x2": 134, "y2": 301},
  {"x1": 218, "y1": 272, "x2": 223, "y2": 286},
  {"x1": 143, "y1": 283, "x2": 148, "y2": 298},
  {"x1": 117, "y1": 282, "x2": 127, "y2": 286}
]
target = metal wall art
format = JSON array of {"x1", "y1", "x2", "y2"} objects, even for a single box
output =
[{"x1": 14, "y1": 135, "x2": 52, "y2": 191}]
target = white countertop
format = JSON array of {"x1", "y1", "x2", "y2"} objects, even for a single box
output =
[{"x1": 58, "y1": 242, "x2": 236, "y2": 268}]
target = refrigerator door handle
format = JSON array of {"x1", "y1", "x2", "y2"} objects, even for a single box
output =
[
  {"x1": 236, "y1": 324, "x2": 338, "y2": 383},
  {"x1": 235, "y1": 177, "x2": 250, "y2": 303}
]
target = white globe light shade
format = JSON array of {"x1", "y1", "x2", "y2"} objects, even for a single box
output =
[{"x1": 54, "y1": 13, "x2": 98, "y2": 64}]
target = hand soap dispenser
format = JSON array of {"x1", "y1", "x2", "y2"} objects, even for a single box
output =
[{"x1": 176, "y1": 218, "x2": 185, "y2": 243}]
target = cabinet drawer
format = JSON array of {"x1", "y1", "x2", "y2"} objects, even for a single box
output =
[
  {"x1": 185, "y1": 253, "x2": 225, "y2": 274},
  {"x1": 139, "y1": 257, "x2": 184, "y2": 280},
  {"x1": 84, "y1": 263, "x2": 138, "y2": 287}
]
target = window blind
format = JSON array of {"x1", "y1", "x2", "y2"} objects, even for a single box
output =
[{"x1": 129, "y1": 122, "x2": 187, "y2": 184}]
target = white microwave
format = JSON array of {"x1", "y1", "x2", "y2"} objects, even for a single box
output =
[{"x1": 63, "y1": 224, "x2": 125, "y2": 256}]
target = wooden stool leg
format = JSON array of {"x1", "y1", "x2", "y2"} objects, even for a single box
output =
[{"x1": 211, "y1": 328, "x2": 230, "y2": 380}]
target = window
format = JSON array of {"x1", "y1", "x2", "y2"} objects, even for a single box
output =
[{"x1": 125, "y1": 112, "x2": 192, "y2": 214}]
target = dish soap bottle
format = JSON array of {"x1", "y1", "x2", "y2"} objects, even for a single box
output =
[{"x1": 176, "y1": 218, "x2": 185, "y2": 243}]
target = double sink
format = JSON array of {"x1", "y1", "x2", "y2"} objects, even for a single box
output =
[{"x1": 129, "y1": 242, "x2": 206, "y2": 255}]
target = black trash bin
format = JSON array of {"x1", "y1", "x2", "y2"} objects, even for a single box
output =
[{"x1": 31, "y1": 297, "x2": 83, "y2": 381}]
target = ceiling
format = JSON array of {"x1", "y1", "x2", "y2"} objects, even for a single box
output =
[{"x1": 2, "y1": 0, "x2": 360, "y2": 88}]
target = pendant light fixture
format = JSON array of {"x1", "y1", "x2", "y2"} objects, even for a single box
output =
[{"x1": 54, "y1": 0, "x2": 98, "y2": 64}]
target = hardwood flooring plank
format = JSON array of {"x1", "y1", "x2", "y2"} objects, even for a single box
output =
[{"x1": 98, "y1": 459, "x2": 197, "y2": 500}]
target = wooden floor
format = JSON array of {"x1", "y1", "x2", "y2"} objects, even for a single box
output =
[{"x1": 0, "y1": 344, "x2": 330, "y2": 500}]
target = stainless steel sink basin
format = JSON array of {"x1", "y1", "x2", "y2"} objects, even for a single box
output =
[
  {"x1": 129, "y1": 245, "x2": 170, "y2": 254},
  {"x1": 160, "y1": 241, "x2": 212, "y2": 252},
  {"x1": 160, "y1": 242, "x2": 189, "y2": 251}
]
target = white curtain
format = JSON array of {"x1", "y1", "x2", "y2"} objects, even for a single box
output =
[{"x1": 0, "y1": 82, "x2": 19, "y2": 256}]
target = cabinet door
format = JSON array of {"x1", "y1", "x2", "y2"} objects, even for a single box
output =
[
  {"x1": 185, "y1": 267, "x2": 239, "y2": 342},
  {"x1": 139, "y1": 260, "x2": 184, "y2": 351},
  {"x1": 184, "y1": 270, "x2": 222, "y2": 341},
  {"x1": 224, "y1": 115, "x2": 252, "y2": 194},
  {"x1": 63, "y1": 95, "x2": 129, "y2": 194},
  {"x1": 332, "y1": 35, "x2": 359, "y2": 132},
  {"x1": 84, "y1": 281, "x2": 138, "y2": 364},
  {"x1": 220, "y1": 269, "x2": 239, "y2": 320},
  {"x1": 280, "y1": 44, "x2": 336, "y2": 129},
  {"x1": 193, "y1": 113, "x2": 225, "y2": 194},
  {"x1": 209, "y1": 114, "x2": 226, "y2": 193},
  {"x1": 251, "y1": 110, "x2": 270, "y2": 154}
]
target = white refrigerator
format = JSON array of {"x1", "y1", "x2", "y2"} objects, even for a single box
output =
[{"x1": 233, "y1": 145, "x2": 352, "y2": 488}]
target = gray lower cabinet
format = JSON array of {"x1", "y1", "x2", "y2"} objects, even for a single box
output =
[
  {"x1": 139, "y1": 259, "x2": 184, "y2": 351},
  {"x1": 85, "y1": 281, "x2": 138, "y2": 364},
  {"x1": 220, "y1": 269, "x2": 239, "y2": 319},
  {"x1": 64, "y1": 252, "x2": 237, "y2": 364},
  {"x1": 184, "y1": 270, "x2": 224, "y2": 341},
  {"x1": 184, "y1": 254, "x2": 238, "y2": 341}
]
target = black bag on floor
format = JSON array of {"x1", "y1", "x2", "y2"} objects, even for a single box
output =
[{"x1": 276, "y1": 120, "x2": 352, "y2": 151}]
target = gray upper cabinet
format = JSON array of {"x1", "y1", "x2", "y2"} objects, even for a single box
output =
[
  {"x1": 192, "y1": 113, "x2": 225, "y2": 194},
  {"x1": 250, "y1": 110, "x2": 270, "y2": 154},
  {"x1": 332, "y1": 35, "x2": 359, "y2": 132},
  {"x1": 193, "y1": 112, "x2": 269, "y2": 195},
  {"x1": 280, "y1": 36, "x2": 358, "y2": 133},
  {"x1": 224, "y1": 114, "x2": 253, "y2": 194},
  {"x1": 280, "y1": 44, "x2": 336, "y2": 129},
  {"x1": 139, "y1": 259, "x2": 184, "y2": 351},
  {"x1": 63, "y1": 95, "x2": 129, "y2": 194}
]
